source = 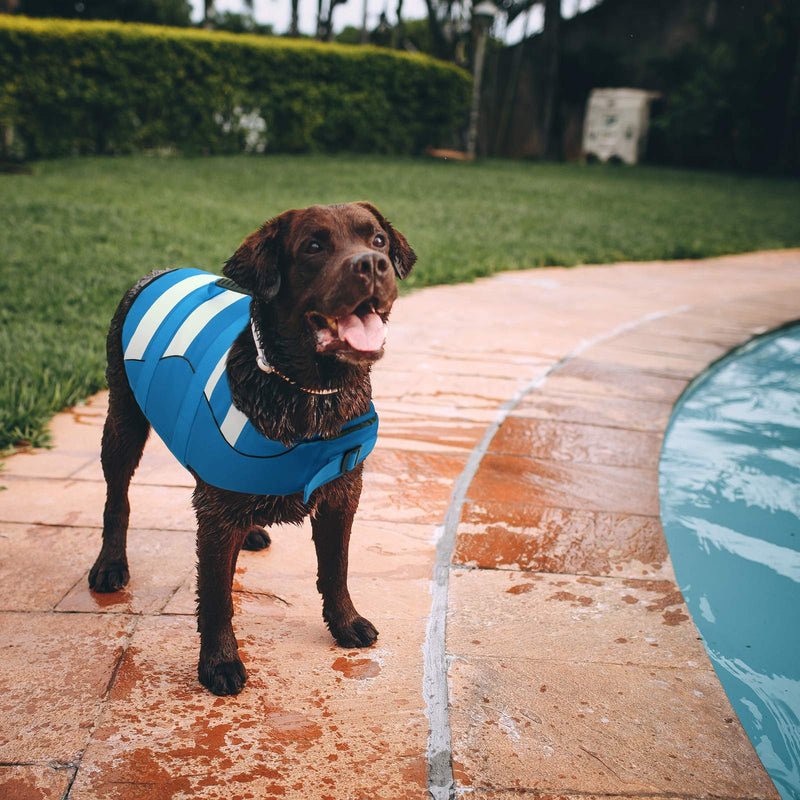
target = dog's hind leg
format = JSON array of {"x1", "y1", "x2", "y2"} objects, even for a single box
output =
[
  {"x1": 89, "y1": 367, "x2": 150, "y2": 593},
  {"x1": 242, "y1": 525, "x2": 271, "y2": 551}
]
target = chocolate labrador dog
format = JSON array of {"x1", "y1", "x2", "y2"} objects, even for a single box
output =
[{"x1": 88, "y1": 202, "x2": 415, "y2": 695}]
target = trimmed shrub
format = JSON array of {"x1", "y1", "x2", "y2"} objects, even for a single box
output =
[{"x1": 0, "y1": 15, "x2": 471, "y2": 159}]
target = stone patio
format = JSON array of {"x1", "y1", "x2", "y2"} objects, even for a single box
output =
[{"x1": 1, "y1": 250, "x2": 798, "y2": 800}]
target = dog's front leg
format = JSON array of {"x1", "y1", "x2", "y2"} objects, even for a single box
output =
[
  {"x1": 194, "y1": 496, "x2": 249, "y2": 695},
  {"x1": 311, "y1": 469, "x2": 378, "y2": 648}
]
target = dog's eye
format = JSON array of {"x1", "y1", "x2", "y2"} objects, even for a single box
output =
[
  {"x1": 373, "y1": 234, "x2": 386, "y2": 248},
  {"x1": 306, "y1": 240, "x2": 322, "y2": 254}
]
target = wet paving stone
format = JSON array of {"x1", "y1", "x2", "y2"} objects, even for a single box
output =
[
  {"x1": 69, "y1": 614, "x2": 429, "y2": 800},
  {"x1": 468, "y1": 454, "x2": 659, "y2": 517},
  {"x1": 0, "y1": 612, "x2": 136, "y2": 764},
  {"x1": 449, "y1": 658, "x2": 778, "y2": 798},
  {"x1": 453, "y1": 501, "x2": 670, "y2": 578},
  {"x1": 512, "y1": 389, "x2": 674, "y2": 433},
  {"x1": 447, "y1": 568, "x2": 703, "y2": 668},
  {"x1": 543, "y1": 358, "x2": 688, "y2": 403},
  {"x1": 0, "y1": 765, "x2": 74, "y2": 800},
  {"x1": 490, "y1": 417, "x2": 662, "y2": 469},
  {"x1": 0, "y1": 523, "x2": 98, "y2": 612}
]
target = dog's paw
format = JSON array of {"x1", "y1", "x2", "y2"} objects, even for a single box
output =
[
  {"x1": 242, "y1": 526, "x2": 271, "y2": 551},
  {"x1": 88, "y1": 560, "x2": 130, "y2": 593},
  {"x1": 332, "y1": 616, "x2": 379, "y2": 648},
  {"x1": 198, "y1": 657, "x2": 248, "y2": 696}
]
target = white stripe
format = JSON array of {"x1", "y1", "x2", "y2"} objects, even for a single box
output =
[
  {"x1": 204, "y1": 347, "x2": 231, "y2": 401},
  {"x1": 163, "y1": 291, "x2": 243, "y2": 358},
  {"x1": 124, "y1": 274, "x2": 217, "y2": 360},
  {"x1": 219, "y1": 404, "x2": 248, "y2": 447}
]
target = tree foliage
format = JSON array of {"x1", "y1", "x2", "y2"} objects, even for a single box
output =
[{"x1": 16, "y1": 0, "x2": 192, "y2": 26}]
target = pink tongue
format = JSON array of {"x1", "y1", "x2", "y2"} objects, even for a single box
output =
[{"x1": 337, "y1": 312, "x2": 386, "y2": 351}]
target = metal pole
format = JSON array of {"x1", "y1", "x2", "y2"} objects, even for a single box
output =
[{"x1": 465, "y1": 23, "x2": 489, "y2": 159}]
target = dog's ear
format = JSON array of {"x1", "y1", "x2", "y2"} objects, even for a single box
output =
[
  {"x1": 357, "y1": 202, "x2": 417, "y2": 280},
  {"x1": 223, "y1": 211, "x2": 294, "y2": 300}
]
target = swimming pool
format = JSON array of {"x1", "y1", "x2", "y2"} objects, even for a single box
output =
[{"x1": 659, "y1": 323, "x2": 800, "y2": 800}]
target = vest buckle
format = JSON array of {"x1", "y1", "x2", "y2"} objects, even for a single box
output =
[{"x1": 341, "y1": 446, "x2": 363, "y2": 473}]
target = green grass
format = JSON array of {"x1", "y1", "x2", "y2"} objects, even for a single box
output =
[{"x1": 2, "y1": 154, "x2": 799, "y2": 450}]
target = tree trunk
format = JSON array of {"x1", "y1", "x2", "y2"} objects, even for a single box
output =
[
  {"x1": 360, "y1": 0, "x2": 369, "y2": 43},
  {"x1": 316, "y1": 0, "x2": 325, "y2": 38},
  {"x1": 392, "y1": 0, "x2": 406, "y2": 48},
  {"x1": 423, "y1": 0, "x2": 450, "y2": 60},
  {"x1": 780, "y1": 32, "x2": 800, "y2": 174},
  {"x1": 465, "y1": 23, "x2": 490, "y2": 158},
  {"x1": 540, "y1": 0, "x2": 561, "y2": 160},
  {"x1": 203, "y1": 0, "x2": 214, "y2": 29},
  {"x1": 290, "y1": 0, "x2": 300, "y2": 36}
]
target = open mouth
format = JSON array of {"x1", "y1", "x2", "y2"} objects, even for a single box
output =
[{"x1": 307, "y1": 299, "x2": 388, "y2": 357}]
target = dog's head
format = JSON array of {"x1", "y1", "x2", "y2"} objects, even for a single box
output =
[{"x1": 224, "y1": 202, "x2": 415, "y2": 365}]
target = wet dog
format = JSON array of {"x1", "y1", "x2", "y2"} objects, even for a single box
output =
[{"x1": 89, "y1": 202, "x2": 415, "y2": 695}]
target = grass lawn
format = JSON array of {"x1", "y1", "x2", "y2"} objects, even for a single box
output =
[{"x1": 2, "y1": 154, "x2": 800, "y2": 451}]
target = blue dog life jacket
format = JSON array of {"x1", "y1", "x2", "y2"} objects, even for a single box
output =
[{"x1": 121, "y1": 268, "x2": 378, "y2": 501}]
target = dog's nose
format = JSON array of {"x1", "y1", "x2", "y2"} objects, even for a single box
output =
[{"x1": 349, "y1": 252, "x2": 391, "y2": 280}]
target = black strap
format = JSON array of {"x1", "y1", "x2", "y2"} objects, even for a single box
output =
[{"x1": 215, "y1": 277, "x2": 251, "y2": 296}]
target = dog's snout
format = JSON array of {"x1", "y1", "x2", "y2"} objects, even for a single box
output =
[{"x1": 349, "y1": 252, "x2": 391, "y2": 280}]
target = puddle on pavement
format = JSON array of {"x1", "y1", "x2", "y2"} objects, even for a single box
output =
[{"x1": 331, "y1": 656, "x2": 381, "y2": 680}]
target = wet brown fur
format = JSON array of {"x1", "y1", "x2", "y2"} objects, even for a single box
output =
[{"x1": 89, "y1": 202, "x2": 416, "y2": 696}]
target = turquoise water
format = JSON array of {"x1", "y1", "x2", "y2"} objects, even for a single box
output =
[{"x1": 659, "y1": 324, "x2": 800, "y2": 800}]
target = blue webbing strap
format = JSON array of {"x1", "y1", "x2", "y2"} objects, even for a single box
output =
[{"x1": 302, "y1": 438, "x2": 374, "y2": 503}]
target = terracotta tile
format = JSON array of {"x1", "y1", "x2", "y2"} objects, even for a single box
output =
[
  {"x1": 468, "y1": 455, "x2": 659, "y2": 517},
  {"x1": 512, "y1": 389, "x2": 673, "y2": 433},
  {"x1": 449, "y1": 658, "x2": 778, "y2": 797},
  {"x1": 490, "y1": 417, "x2": 662, "y2": 469},
  {"x1": 544, "y1": 359, "x2": 687, "y2": 403},
  {"x1": 578, "y1": 342, "x2": 708, "y2": 379},
  {"x1": 452, "y1": 501, "x2": 670, "y2": 578},
  {"x1": 45, "y1": 397, "x2": 106, "y2": 449},
  {"x1": 0, "y1": 523, "x2": 97, "y2": 611},
  {"x1": 376, "y1": 399, "x2": 504, "y2": 425},
  {"x1": 447, "y1": 569, "x2": 703, "y2": 668},
  {"x1": 0, "y1": 476, "x2": 196, "y2": 531},
  {"x1": 0, "y1": 611, "x2": 135, "y2": 763},
  {"x1": 400, "y1": 372, "x2": 526, "y2": 406},
  {"x1": 70, "y1": 432, "x2": 193, "y2": 487},
  {"x1": 0, "y1": 765, "x2": 73, "y2": 800},
  {"x1": 359, "y1": 449, "x2": 465, "y2": 524},
  {"x1": 57, "y1": 528, "x2": 196, "y2": 615},
  {"x1": 376, "y1": 413, "x2": 486, "y2": 453},
  {"x1": 163, "y1": 519, "x2": 435, "y2": 626},
  {"x1": 377, "y1": 350, "x2": 552, "y2": 381},
  {"x1": 1, "y1": 398, "x2": 107, "y2": 477},
  {"x1": 464, "y1": 794, "x2": 686, "y2": 800},
  {"x1": 637, "y1": 312, "x2": 774, "y2": 349},
  {"x1": 71, "y1": 614, "x2": 429, "y2": 800},
  {"x1": 597, "y1": 330, "x2": 729, "y2": 362},
  {"x1": 370, "y1": 367, "x2": 427, "y2": 399},
  {"x1": 2, "y1": 447, "x2": 96, "y2": 480}
]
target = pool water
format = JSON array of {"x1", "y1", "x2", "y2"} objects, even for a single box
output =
[{"x1": 659, "y1": 324, "x2": 800, "y2": 799}]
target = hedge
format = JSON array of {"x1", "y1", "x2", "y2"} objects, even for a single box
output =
[{"x1": 0, "y1": 15, "x2": 472, "y2": 159}]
